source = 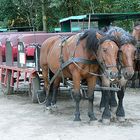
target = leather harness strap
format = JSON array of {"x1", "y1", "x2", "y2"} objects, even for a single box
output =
[{"x1": 49, "y1": 57, "x2": 98, "y2": 88}]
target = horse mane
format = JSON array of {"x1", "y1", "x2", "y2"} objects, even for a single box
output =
[
  {"x1": 79, "y1": 29, "x2": 120, "y2": 53},
  {"x1": 79, "y1": 29, "x2": 104, "y2": 53},
  {"x1": 106, "y1": 26, "x2": 137, "y2": 46},
  {"x1": 99, "y1": 34, "x2": 119, "y2": 47}
]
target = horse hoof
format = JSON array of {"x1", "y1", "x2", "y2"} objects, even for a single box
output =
[
  {"x1": 102, "y1": 119, "x2": 110, "y2": 125},
  {"x1": 117, "y1": 117, "x2": 125, "y2": 122},
  {"x1": 90, "y1": 117, "x2": 97, "y2": 121},
  {"x1": 74, "y1": 117, "x2": 81, "y2": 121},
  {"x1": 88, "y1": 112, "x2": 97, "y2": 121}
]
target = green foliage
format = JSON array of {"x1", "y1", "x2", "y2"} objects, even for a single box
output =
[{"x1": 0, "y1": 0, "x2": 139, "y2": 31}]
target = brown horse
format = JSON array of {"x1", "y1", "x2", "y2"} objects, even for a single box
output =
[
  {"x1": 40, "y1": 29, "x2": 119, "y2": 121},
  {"x1": 131, "y1": 24, "x2": 140, "y2": 87},
  {"x1": 100, "y1": 26, "x2": 137, "y2": 122}
]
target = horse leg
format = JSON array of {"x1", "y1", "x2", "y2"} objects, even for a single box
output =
[
  {"x1": 100, "y1": 91, "x2": 106, "y2": 112},
  {"x1": 109, "y1": 91, "x2": 117, "y2": 120},
  {"x1": 100, "y1": 91, "x2": 117, "y2": 118},
  {"x1": 110, "y1": 91, "x2": 117, "y2": 112},
  {"x1": 72, "y1": 73, "x2": 81, "y2": 121},
  {"x1": 102, "y1": 90, "x2": 111, "y2": 124},
  {"x1": 42, "y1": 66, "x2": 52, "y2": 108},
  {"x1": 87, "y1": 77, "x2": 97, "y2": 121},
  {"x1": 51, "y1": 78, "x2": 61, "y2": 107},
  {"x1": 116, "y1": 87, "x2": 125, "y2": 122},
  {"x1": 46, "y1": 84, "x2": 53, "y2": 108}
]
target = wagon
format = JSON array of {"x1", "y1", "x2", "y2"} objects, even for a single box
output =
[{"x1": 0, "y1": 32, "x2": 75, "y2": 102}]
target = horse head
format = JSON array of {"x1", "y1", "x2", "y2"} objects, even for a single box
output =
[
  {"x1": 79, "y1": 29, "x2": 119, "y2": 86},
  {"x1": 119, "y1": 43, "x2": 136, "y2": 80},
  {"x1": 105, "y1": 26, "x2": 137, "y2": 82},
  {"x1": 118, "y1": 32, "x2": 137, "y2": 81},
  {"x1": 96, "y1": 32, "x2": 119, "y2": 86}
]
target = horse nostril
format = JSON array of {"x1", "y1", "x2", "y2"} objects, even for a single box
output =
[
  {"x1": 124, "y1": 71, "x2": 134, "y2": 79},
  {"x1": 110, "y1": 71, "x2": 118, "y2": 79},
  {"x1": 124, "y1": 71, "x2": 128, "y2": 78}
]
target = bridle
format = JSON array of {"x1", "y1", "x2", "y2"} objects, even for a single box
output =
[
  {"x1": 117, "y1": 45, "x2": 136, "y2": 79},
  {"x1": 118, "y1": 45, "x2": 136, "y2": 68},
  {"x1": 96, "y1": 39, "x2": 118, "y2": 74}
]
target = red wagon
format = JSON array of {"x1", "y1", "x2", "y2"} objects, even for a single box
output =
[{"x1": 0, "y1": 32, "x2": 75, "y2": 103}]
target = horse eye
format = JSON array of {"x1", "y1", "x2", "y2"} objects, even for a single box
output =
[{"x1": 102, "y1": 48, "x2": 107, "y2": 52}]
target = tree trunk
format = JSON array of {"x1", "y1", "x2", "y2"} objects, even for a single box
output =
[{"x1": 41, "y1": 0, "x2": 47, "y2": 31}]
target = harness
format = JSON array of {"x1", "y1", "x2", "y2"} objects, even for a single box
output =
[
  {"x1": 37, "y1": 35, "x2": 122, "y2": 104},
  {"x1": 48, "y1": 35, "x2": 107, "y2": 91}
]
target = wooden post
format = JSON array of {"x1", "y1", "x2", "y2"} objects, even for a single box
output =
[{"x1": 88, "y1": 14, "x2": 91, "y2": 29}]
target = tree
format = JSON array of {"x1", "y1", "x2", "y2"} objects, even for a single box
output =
[{"x1": 0, "y1": 0, "x2": 140, "y2": 31}]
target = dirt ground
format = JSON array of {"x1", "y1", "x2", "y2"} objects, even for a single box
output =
[{"x1": 0, "y1": 87, "x2": 140, "y2": 140}]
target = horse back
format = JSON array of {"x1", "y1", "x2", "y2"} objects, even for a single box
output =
[
  {"x1": 40, "y1": 36, "x2": 61, "y2": 67},
  {"x1": 40, "y1": 35, "x2": 77, "y2": 74}
]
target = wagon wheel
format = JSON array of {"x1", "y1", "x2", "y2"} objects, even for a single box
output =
[
  {"x1": 29, "y1": 74, "x2": 40, "y2": 103},
  {"x1": 1, "y1": 70, "x2": 13, "y2": 95}
]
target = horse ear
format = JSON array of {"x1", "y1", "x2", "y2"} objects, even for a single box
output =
[
  {"x1": 96, "y1": 32, "x2": 103, "y2": 40},
  {"x1": 110, "y1": 32, "x2": 121, "y2": 45},
  {"x1": 113, "y1": 32, "x2": 121, "y2": 37}
]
